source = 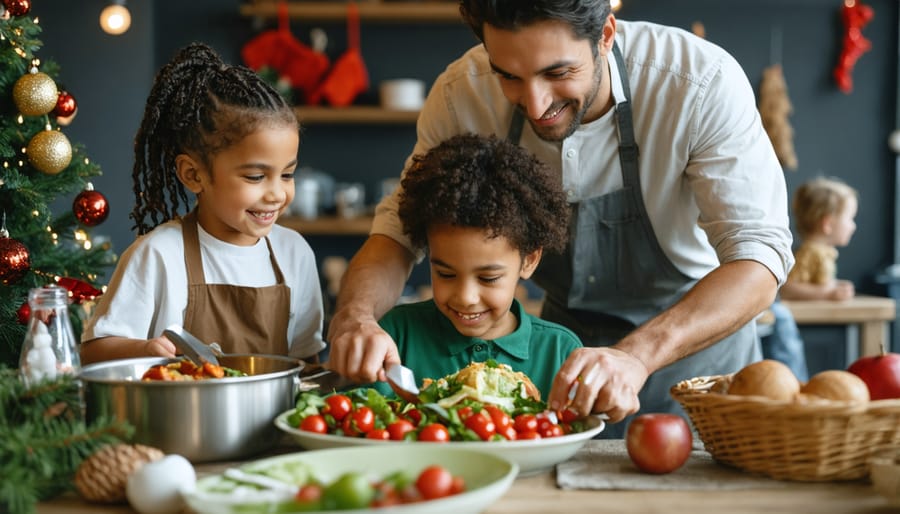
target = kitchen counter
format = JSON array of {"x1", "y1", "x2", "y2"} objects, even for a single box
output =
[{"x1": 37, "y1": 440, "x2": 894, "y2": 514}]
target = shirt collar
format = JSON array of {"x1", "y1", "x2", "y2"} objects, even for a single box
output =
[{"x1": 608, "y1": 33, "x2": 627, "y2": 106}]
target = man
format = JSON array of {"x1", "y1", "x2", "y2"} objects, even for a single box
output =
[{"x1": 326, "y1": 0, "x2": 793, "y2": 437}]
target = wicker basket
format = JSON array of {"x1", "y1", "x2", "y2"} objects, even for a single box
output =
[{"x1": 670, "y1": 374, "x2": 900, "y2": 481}]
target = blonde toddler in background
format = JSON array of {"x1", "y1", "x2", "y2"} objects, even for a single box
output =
[{"x1": 780, "y1": 177, "x2": 858, "y2": 301}]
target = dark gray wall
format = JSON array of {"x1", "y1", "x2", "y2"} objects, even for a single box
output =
[{"x1": 38, "y1": 0, "x2": 900, "y2": 365}]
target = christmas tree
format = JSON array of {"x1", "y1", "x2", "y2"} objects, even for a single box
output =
[{"x1": 0, "y1": 1, "x2": 117, "y2": 369}]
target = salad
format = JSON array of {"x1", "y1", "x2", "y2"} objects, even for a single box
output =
[
  {"x1": 197, "y1": 458, "x2": 466, "y2": 512},
  {"x1": 287, "y1": 360, "x2": 589, "y2": 442}
]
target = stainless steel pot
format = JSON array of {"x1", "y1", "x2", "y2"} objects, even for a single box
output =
[{"x1": 80, "y1": 354, "x2": 303, "y2": 463}]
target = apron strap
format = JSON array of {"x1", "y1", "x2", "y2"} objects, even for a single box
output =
[
  {"x1": 507, "y1": 108, "x2": 525, "y2": 145},
  {"x1": 182, "y1": 209, "x2": 285, "y2": 286},
  {"x1": 182, "y1": 210, "x2": 205, "y2": 286},
  {"x1": 611, "y1": 42, "x2": 640, "y2": 189}
]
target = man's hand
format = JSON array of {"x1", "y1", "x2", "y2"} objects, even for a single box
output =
[
  {"x1": 326, "y1": 313, "x2": 401, "y2": 383},
  {"x1": 547, "y1": 347, "x2": 648, "y2": 423}
]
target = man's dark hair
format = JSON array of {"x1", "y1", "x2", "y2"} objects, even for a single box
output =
[{"x1": 459, "y1": 0, "x2": 611, "y2": 52}]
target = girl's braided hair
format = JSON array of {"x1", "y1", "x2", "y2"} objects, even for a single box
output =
[{"x1": 130, "y1": 42, "x2": 297, "y2": 235}]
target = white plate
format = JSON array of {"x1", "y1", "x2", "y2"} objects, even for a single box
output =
[
  {"x1": 181, "y1": 445, "x2": 517, "y2": 514},
  {"x1": 275, "y1": 410, "x2": 605, "y2": 476}
]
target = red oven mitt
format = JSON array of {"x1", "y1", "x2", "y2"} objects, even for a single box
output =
[
  {"x1": 241, "y1": 0, "x2": 330, "y2": 99},
  {"x1": 309, "y1": 2, "x2": 369, "y2": 107}
]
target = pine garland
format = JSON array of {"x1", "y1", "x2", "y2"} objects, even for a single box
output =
[{"x1": 0, "y1": 367, "x2": 133, "y2": 514}]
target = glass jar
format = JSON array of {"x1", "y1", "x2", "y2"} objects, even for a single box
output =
[{"x1": 19, "y1": 284, "x2": 81, "y2": 387}]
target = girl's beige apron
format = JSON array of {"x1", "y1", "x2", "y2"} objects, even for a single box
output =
[
  {"x1": 180, "y1": 210, "x2": 290, "y2": 355},
  {"x1": 509, "y1": 43, "x2": 760, "y2": 438}
]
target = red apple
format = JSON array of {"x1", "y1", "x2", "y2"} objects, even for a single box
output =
[
  {"x1": 625, "y1": 413, "x2": 693, "y2": 474},
  {"x1": 848, "y1": 352, "x2": 900, "y2": 400}
]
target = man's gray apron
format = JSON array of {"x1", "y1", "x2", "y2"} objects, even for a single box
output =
[{"x1": 508, "y1": 43, "x2": 760, "y2": 438}]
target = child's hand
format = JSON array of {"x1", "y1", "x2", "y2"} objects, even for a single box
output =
[
  {"x1": 144, "y1": 336, "x2": 177, "y2": 358},
  {"x1": 828, "y1": 279, "x2": 855, "y2": 301}
]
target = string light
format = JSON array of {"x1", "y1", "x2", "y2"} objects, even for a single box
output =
[
  {"x1": 100, "y1": 1, "x2": 131, "y2": 35},
  {"x1": 611, "y1": 0, "x2": 622, "y2": 11}
]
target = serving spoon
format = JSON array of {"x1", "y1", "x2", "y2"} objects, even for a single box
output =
[{"x1": 163, "y1": 324, "x2": 221, "y2": 366}]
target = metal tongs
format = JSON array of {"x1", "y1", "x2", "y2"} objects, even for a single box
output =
[
  {"x1": 163, "y1": 324, "x2": 221, "y2": 366},
  {"x1": 385, "y1": 363, "x2": 450, "y2": 419}
]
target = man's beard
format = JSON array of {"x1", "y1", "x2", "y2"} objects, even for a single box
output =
[{"x1": 528, "y1": 54, "x2": 604, "y2": 143}]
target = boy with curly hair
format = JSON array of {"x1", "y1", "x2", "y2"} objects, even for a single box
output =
[{"x1": 371, "y1": 134, "x2": 581, "y2": 398}]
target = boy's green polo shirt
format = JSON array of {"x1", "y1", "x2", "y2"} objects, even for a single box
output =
[{"x1": 373, "y1": 299, "x2": 582, "y2": 400}]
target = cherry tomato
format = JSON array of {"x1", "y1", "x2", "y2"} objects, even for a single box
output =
[
  {"x1": 484, "y1": 405, "x2": 512, "y2": 433},
  {"x1": 539, "y1": 423, "x2": 564, "y2": 438},
  {"x1": 295, "y1": 483, "x2": 323, "y2": 504},
  {"x1": 387, "y1": 419, "x2": 416, "y2": 441},
  {"x1": 342, "y1": 406, "x2": 375, "y2": 436},
  {"x1": 513, "y1": 413, "x2": 538, "y2": 434},
  {"x1": 415, "y1": 465, "x2": 454, "y2": 500},
  {"x1": 556, "y1": 407, "x2": 579, "y2": 424},
  {"x1": 404, "y1": 408, "x2": 423, "y2": 427},
  {"x1": 536, "y1": 416, "x2": 556, "y2": 434},
  {"x1": 322, "y1": 394, "x2": 353, "y2": 422},
  {"x1": 456, "y1": 406, "x2": 474, "y2": 420},
  {"x1": 500, "y1": 425, "x2": 517, "y2": 440},
  {"x1": 517, "y1": 430, "x2": 541, "y2": 440},
  {"x1": 370, "y1": 482, "x2": 400, "y2": 507},
  {"x1": 449, "y1": 475, "x2": 466, "y2": 495},
  {"x1": 464, "y1": 411, "x2": 496, "y2": 441},
  {"x1": 366, "y1": 428, "x2": 390, "y2": 440},
  {"x1": 299, "y1": 414, "x2": 328, "y2": 434},
  {"x1": 417, "y1": 423, "x2": 450, "y2": 442}
]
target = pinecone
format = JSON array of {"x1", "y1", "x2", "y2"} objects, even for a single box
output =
[{"x1": 74, "y1": 443, "x2": 165, "y2": 503}]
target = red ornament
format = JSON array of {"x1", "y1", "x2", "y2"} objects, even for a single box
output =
[
  {"x1": 73, "y1": 185, "x2": 110, "y2": 227},
  {"x1": 2, "y1": 0, "x2": 31, "y2": 16},
  {"x1": 833, "y1": 0, "x2": 874, "y2": 94},
  {"x1": 0, "y1": 231, "x2": 30, "y2": 284},
  {"x1": 57, "y1": 277, "x2": 103, "y2": 304},
  {"x1": 16, "y1": 301, "x2": 30, "y2": 325},
  {"x1": 54, "y1": 91, "x2": 77, "y2": 118}
]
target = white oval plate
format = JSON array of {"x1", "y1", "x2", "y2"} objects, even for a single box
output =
[
  {"x1": 275, "y1": 410, "x2": 605, "y2": 476},
  {"x1": 182, "y1": 444, "x2": 517, "y2": 514}
]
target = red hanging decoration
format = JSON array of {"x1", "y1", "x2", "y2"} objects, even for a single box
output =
[
  {"x1": 57, "y1": 277, "x2": 103, "y2": 304},
  {"x1": 309, "y1": 2, "x2": 369, "y2": 107},
  {"x1": 0, "y1": 229, "x2": 30, "y2": 285},
  {"x1": 833, "y1": 0, "x2": 874, "y2": 94},
  {"x1": 16, "y1": 301, "x2": 30, "y2": 325},
  {"x1": 241, "y1": 0, "x2": 330, "y2": 101},
  {"x1": 54, "y1": 90, "x2": 77, "y2": 118},
  {"x1": 73, "y1": 184, "x2": 110, "y2": 227},
  {"x1": 2, "y1": 0, "x2": 31, "y2": 17}
]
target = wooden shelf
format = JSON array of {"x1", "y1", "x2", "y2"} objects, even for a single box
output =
[
  {"x1": 294, "y1": 106, "x2": 418, "y2": 124},
  {"x1": 240, "y1": 1, "x2": 462, "y2": 23},
  {"x1": 279, "y1": 215, "x2": 373, "y2": 235}
]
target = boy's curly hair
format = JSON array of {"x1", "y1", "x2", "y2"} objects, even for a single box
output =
[{"x1": 398, "y1": 134, "x2": 569, "y2": 255}]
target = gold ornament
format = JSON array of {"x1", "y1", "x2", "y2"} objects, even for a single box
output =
[
  {"x1": 74, "y1": 443, "x2": 165, "y2": 504},
  {"x1": 13, "y1": 71, "x2": 59, "y2": 116},
  {"x1": 27, "y1": 129, "x2": 72, "y2": 174}
]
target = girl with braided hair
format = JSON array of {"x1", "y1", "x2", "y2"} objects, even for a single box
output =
[{"x1": 81, "y1": 42, "x2": 324, "y2": 364}]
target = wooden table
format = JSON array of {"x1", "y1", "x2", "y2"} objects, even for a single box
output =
[
  {"x1": 781, "y1": 295, "x2": 896, "y2": 363},
  {"x1": 36, "y1": 443, "x2": 894, "y2": 514}
]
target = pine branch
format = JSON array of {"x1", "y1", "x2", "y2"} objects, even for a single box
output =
[{"x1": 0, "y1": 368, "x2": 134, "y2": 514}]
